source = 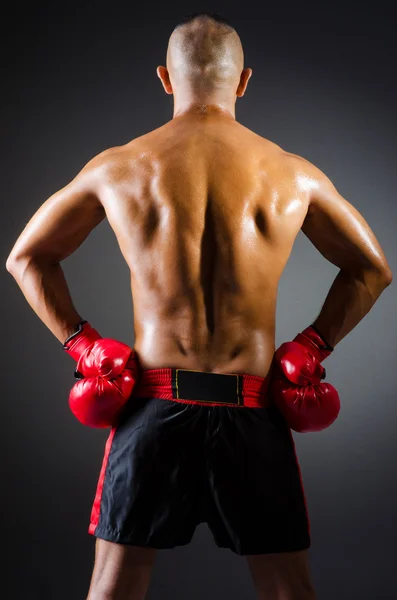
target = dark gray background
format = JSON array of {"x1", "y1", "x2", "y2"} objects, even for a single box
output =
[{"x1": 2, "y1": 1, "x2": 396, "y2": 598}]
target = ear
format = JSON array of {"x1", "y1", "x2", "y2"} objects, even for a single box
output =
[
  {"x1": 236, "y1": 68, "x2": 253, "y2": 98},
  {"x1": 157, "y1": 66, "x2": 173, "y2": 95}
]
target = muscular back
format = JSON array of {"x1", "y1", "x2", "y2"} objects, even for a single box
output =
[
  {"x1": 8, "y1": 111, "x2": 389, "y2": 376},
  {"x1": 102, "y1": 115, "x2": 310, "y2": 375}
]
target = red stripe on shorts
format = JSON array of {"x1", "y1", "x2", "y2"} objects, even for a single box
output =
[{"x1": 88, "y1": 426, "x2": 117, "y2": 535}]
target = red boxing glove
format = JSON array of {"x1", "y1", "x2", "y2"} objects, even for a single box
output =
[
  {"x1": 270, "y1": 325, "x2": 340, "y2": 433},
  {"x1": 63, "y1": 321, "x2": 139, "y2": 428}
]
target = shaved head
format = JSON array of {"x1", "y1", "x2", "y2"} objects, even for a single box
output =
[{"x1": 167, "y1": 13, "x2": 244, "y2": 93}]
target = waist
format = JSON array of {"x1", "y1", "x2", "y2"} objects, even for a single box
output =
[
  {"x1": 133, "y1": 319, "x2": 276, "y2": 375},
  {"x1": 133, "y1": 368, "x2": 270, "y2": 408}
]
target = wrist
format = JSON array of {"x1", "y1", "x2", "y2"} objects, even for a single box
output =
[
  {"x1": 310, "y1": 324, "x2": 334, "y2": 350},
  {"x1": 293, "y1": 324, "x2": 334, "y2": 362},
  {"x1": 63, "y1": 320, "x2": 102, "y2": 361}
]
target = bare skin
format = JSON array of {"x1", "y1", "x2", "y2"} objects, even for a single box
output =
[
  {"x1": 6, "y1": 31, "x2": 392, "y2": 600},
  {"x1": 86, "y1": 540, "x2": 156, "y2": 600},
  {"x1": 247, "y1": 551, "x2": 317, "y2": 600},
  {"x1": 6, "y1": 109, "x2": 392, "y2": 372}
]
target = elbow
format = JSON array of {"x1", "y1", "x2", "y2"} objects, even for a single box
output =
[
  {"x1": 375, "y1": 258, "x2": 393, "y2": 287},
  {"x1": 6, "y1": 254, "x2": 32, "y2": 278},
  {"x1": 6, "y1": 255, "x2": 19, "y2": 275},
  {"x1": 6, "y1": 253, "x2": 54, "y2": 278},
  {"x1": 380, "y1": 267, "x2": 393, "y2": 287},
  {"x1": 367, "y1": 265, "x2": 393, "y2": 292},
  {"x1": 349, "y1": 264, "x2": 393, "y2": 292}
]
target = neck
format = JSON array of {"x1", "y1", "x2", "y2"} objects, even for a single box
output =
[{"x1": 172, "y1": 92, "x2": 236, "y2": 120}]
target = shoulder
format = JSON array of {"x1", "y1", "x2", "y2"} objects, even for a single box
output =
[
  {"x1": 81, "y1": 145, "x2": 130, "y2": 173},
  {"x1": 246, "y1": 134, "x2": 322, "y2": 176},
  {"x1": 242, "y1": 127, "x2": 285, "y2": 154},
  {"x1": 79, "y1": 141, "x2": 145, "y2": 186},
  {"x1": 76, "y1": 146, "x2": 122, "y2": 183},
  {"x1": 279, "y1": 151, "x2": 343, "y2": 209},
  {"x1": 90, "y1": 131, "x2": 161, "y2": 168},
  {"x1": 283, "y1": 151, "x2": 335, "y2": 187}
]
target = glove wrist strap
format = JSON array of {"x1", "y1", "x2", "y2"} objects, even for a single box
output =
[
  {"x1": 293, "y1": 325, "x2": 334, "y2": 363},
  {"x1": 310, "y1": 324, "x2": 334, "y2": 349},
  {"x1": 63, "y1": 320, "x2": 102, "y2": 361}
]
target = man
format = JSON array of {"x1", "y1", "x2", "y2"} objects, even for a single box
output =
[{"x1": 6, "y1": 11, "x2": 392, "y2": 600}]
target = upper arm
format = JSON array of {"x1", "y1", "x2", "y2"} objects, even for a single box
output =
[
  {"x1": 301, "y1": 163, "x2": 392, "y2": 280},
  {"x1": 7, "y1": 153, "x2": 109, "y2": 266}
]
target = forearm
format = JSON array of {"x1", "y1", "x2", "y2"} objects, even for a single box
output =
[
  {"x1": 312, "y1": 268, "x2": 391, "y2": 348},
  {"x1": 7, "y1": 258, "x2": 83, "y2": 344}
]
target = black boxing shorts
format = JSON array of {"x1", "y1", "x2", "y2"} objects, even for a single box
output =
[{"x1": 88, "y1": 368, "x2": 311, "y2": 555}]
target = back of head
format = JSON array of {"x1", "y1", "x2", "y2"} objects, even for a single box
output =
[{"x1": 167, "y1": 12, "x2": 244, "y2": 92}]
